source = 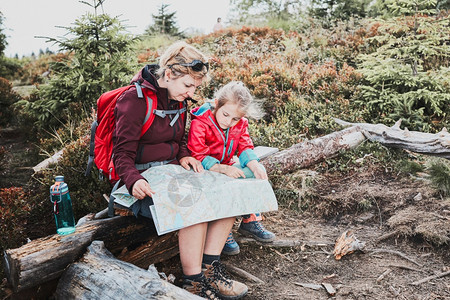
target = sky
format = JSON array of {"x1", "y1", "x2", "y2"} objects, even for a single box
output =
[{"x1": 0, "y1": 0, "x2": 231, "y2": 57}]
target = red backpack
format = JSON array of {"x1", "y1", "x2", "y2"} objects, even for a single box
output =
[{"x1": 85, "y1": 82, "x2": 185, "y2": 182}]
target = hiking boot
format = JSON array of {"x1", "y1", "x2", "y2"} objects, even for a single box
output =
[
  {"x1": 202, "y1": 260, "x2": 248, "y2": 300},
  {"x1": 238, "y1": 221, "x2": 276, "y2": 242},
  {"x1": 183, "y1": 275, "x2": 220, "y2": 299},
  {"x1": 222, "y1": 232, "x2": 240, "y2": 256}
]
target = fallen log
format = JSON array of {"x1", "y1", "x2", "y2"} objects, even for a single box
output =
[
  {"x1": 334, "y1": 118, "x2": 450, "y2": 159},
  {"x1": 55, "y1": 240, "x2": 200, "y2": 300},
  {"x1": 3, "y1": 214, "x2": 178, "y2": 292},
  {"x1": 261, "y1": 126, "x2": 366, "y2": 173}
]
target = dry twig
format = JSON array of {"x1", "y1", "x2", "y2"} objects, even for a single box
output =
[
  {"x1": 369, "y1": 249, "x2": 422, "y2": 267},
  {"x1": 223, "y1": 263, "x2": 265, "y2": 285},
  {"x1": 410, "y1": 270, "x2": 450, "y2": 286},
  {"x1": 376, "y1": 269, "x2": 392, "y2": 283},
  {"x1": 374, "y1": 231, "x2": 399, "y2": 244},
  {"x1": 382, "y1": 264, "x2": 423, "y2": 273}
]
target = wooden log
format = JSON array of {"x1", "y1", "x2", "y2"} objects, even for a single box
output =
[
  {"x1": 3, "y1": 215, "x2": 178, "y2": 292},
  {"x1": 334, "y1": 118, "x2": 450, "y2": 159},
  {"x1": 55, "y1": 241, "x2": 201, "y2": 300},
  {"x1": 261, "y1": 126, "x2": 366, "y2": 173}
]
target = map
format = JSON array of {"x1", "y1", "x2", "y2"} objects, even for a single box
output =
[{"x1": 112, "y1": 165, "x2": 278, "y2": 235}]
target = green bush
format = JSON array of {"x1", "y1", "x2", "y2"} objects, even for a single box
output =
[
  {"x1": 36, "y1": 135, "x2": 110, "y2": 220},
  {"x1": 356, "y1": 14, "x2": 450, "y2": 132},
  {"x1": 0, "y1": 77, "x2": 20, "y2": 127},
  {"x1": 427, "y1": 158, "x2": 450, "y2": 196},
  {"x1": 0, "y1": 187, "x2": 32, "y2": 251}
]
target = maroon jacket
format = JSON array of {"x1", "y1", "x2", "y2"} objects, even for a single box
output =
[{"x1": 112, "y1": 65, "x2": 190, "y2": 193}]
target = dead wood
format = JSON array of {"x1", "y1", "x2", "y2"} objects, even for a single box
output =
[
  {"x1": 369, "y1": 249, "x2": 422, "y2": 267},
  {"x1": 333, "y1": 230, "x2": 366, "y2": 260},
  {"x1": 334, "y1": 118, "x2": 450, "y2": 159},
  {"x1": 261, "y1": 126, "x2": 366, "y2": 173},
  {"x1": 382, "y1": 264, "x2": 423, "y2": 273},
  {"x1": 237, "y1": 237, "x2": 333, "y2": 248},
  {"x1": 55, "y1": 241, "x2": 200, "y2": 300},
  {"x1": 374, "y1": 231, "x2": 400, "y2": 244},
  {"x1": 223, "y1": 263, "x2": 265, "y2": 285},
  {"x1": 376, "y1": 268, "x2": 392, "y2": 283},
  {"x1": 410, "y1": 270, "x2": 450, "y2": 286},
  {"x1": 3, "y1": 214, "x2": 178, "y2": 292},
  {"x1": 293, "y1": 282, "x2": 324, "y2": 290},
  {"x1": 321, "y1": 283, "x2": 336, "y2": 296}
]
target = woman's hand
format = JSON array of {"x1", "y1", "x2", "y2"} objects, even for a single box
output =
[
  {"x1": 132, "y1": 179, "x2": 155, "y2": 199},
  {"x1": 247, "y1": 160, "x2": 268, "y2": 180},
  {"x1": 180, "y1": 156, "x2": 204, "y2": 173}
]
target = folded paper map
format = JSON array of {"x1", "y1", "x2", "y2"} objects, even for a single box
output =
[{"x1": 112, "y1": 165, "x2": 278, "y2": 235}]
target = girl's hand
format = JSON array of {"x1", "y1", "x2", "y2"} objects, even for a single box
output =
[
  {"x1": 223, "y1": 165, "x2": 245, "y2": 179},
  {"x1": 247, "y1": 160, "x2": 268, "y2": 180},
  {"x1": 132, "y1": 179, "x2": 155, "y2": 199},
  {"x1": 180, "y1": 156, "x2": 204, "y2": 173}
]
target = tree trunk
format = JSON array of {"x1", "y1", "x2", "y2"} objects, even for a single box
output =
[
  {"x1": 334, "y1": 118, "x2": 450, "y2": 159},
  {"x1": 55, "y1": 241, "x2": 201, "y2": 300},
  {"x1": 3, "y1": 214, "x2": 178, "y2": 292},
  {"x1": 261, "y1": 126, "x2": 366, "y2": 173}
]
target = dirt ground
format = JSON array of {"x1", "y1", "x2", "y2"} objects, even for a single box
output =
[
  {"x1": 157, "y1": 169, "x2": 450, "y2": 300},
  {"x1": 1, "y1": 127, "x2": 449, "y2": 299}
]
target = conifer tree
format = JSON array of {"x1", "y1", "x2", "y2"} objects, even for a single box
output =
[
  {"x1": 0, "y1": 12, "x2": 7, "y2": 57},
  {"x1": 16, "y1": 0, "x2": 138, "y2": 129},
  {"x1": 356, "y1": 0, "x2": 449, "y2": 131},
  {"x1": 145, "y1": 4, "x2": 181, "y2": 36}
]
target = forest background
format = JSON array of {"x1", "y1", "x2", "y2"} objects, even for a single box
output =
[{"x1": 0, "y1": 0, "x2": 449, "y2": 295}]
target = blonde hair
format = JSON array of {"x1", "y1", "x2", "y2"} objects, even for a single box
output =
[
  {"x1": 213, "y1": 81, "x2": 265, "y2": 120},
  {"x1": 157, "y1": 41, "x2": 209, "y2": 80}
]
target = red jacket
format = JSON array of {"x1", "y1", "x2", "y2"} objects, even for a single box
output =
[
  {"x1": 112, "y1": 65, "x2": 189, "y2": 193},
  {"x1": 188, "y1": 103, "x2": 258, "y2": 170}
]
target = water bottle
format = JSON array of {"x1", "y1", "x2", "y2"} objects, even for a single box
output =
[{"x1": 50, "y1": 176, "x2": 76, "y2": 235}]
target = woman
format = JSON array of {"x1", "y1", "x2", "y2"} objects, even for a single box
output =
[{"x1": 112, "y1": 41, "x2": 248, "y2": 299}]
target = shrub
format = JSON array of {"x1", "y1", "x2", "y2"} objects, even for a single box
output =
[
  {"x1": 427, "y1": 158, "x2": 450, "y2": 196},
  {"x1": 35, "y1": 135, "x2": 110, "y2": 220},
  {"x1": 0, "y1": 77, "x2": 20, "y2": 127},
  {"x1": 0, "y1": 187, "x2": 32, "y2": 250},
  {"x1": 356, "y1": 14, "x2": 450, "y2": 132}
]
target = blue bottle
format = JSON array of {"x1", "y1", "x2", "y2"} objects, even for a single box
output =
[{"x1": 50, "y1": 176, "x2": 76, "y2": 235}]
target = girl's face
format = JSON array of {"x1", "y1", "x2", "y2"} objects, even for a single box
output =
[
  {"x1": 214, "y1": 100, "x2": 244, "y2": 130},
  {"x1": 166, "y1": 74, "x2": 203, "y2": 102}
]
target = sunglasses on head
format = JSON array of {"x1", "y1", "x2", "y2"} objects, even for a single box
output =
[{"x1": 169, "y1": 60, "x2": 209, "y2": 72}]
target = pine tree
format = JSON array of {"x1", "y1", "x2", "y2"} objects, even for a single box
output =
[
  {"x1": 16, "y1": 0, "x2": 138, "y2": 129},
  {"x1": 355, "y1": 0, "x2": 450, "y2": 132},
  {"x1": 0, "y1": 12, "x2": 7, "y2": 56},
  {"x1": 145, "y1": 4, "x2": 181, "y2": 36}
]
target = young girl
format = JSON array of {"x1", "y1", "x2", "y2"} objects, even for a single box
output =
[{"x1": 188, "y1": 81, "x2": 276, "y2": 256}]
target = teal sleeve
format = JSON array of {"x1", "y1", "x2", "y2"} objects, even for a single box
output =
[
  {"x1": 239, "y1": 149, "x2": 259, "y2": 168},
  {"x1": 202, "y1": 156, "x2": 220, "y2": 170}
]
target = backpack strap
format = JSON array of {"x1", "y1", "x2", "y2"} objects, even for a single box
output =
[
  {"x1": 153, "y1": 106, "x2": 187, "y2": 127},
  {"x1": 135, "y1": 82, "x2": 144, "y2": 98}
]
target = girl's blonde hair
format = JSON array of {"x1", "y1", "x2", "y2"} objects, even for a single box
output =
[
  {"x1": 157, "y1": 41, "x2": 209, "y2": 80},
  {"x1": 213, "y1": 81, "x2": 265, "y2": 120}
]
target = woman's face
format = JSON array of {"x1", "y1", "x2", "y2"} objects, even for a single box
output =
[
  {"x1": 214, "y1": 100, "x2": 244, "y2": 130},
  {"x1": 166, "y1": 74, "x2": 203, "y2": 102}
]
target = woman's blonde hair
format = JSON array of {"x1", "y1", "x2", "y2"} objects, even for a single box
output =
[
  {"x1": 213, "y1": 81, "x2": 265, "y2": 120},
  {"x1": 157, "y1": 41, "x2": 209, "y2": 80}
]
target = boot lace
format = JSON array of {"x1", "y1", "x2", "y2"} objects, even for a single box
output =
[
  {"x1": 254, "y1": 221, "x2": 267, "y2": 233},
  {"x1": 197, "y1": 278, "x2": 220, "y2": 299},
  {"x1": 225, "y1": 233, "x2": 235, "y2": 244},
  {"x1": 211, "y1": 261, "x2": 233, "y2": 287}
]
